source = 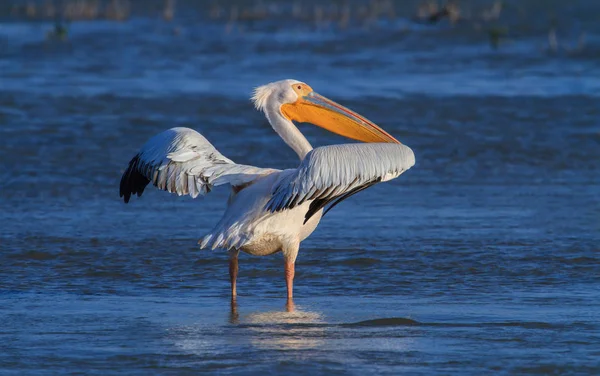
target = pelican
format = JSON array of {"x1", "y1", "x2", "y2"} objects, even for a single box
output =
[{"x1": 119, "y1": 79, "x2": 415, "y2": 299}]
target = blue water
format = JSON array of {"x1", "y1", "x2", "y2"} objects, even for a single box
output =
[{"x1": 1, "y1": 1, "x2": 599, "y2": 374}]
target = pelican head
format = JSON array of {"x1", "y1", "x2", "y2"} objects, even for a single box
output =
[{"x1": 252, "y1": 79, "x2": 399, "y2": 144}]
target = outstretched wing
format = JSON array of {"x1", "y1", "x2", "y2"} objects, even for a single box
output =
[
  {"x1": 119, "y1": 127, "x2": 277, "y2": 203},
  {"x1": 265, "y1": 143, "x2": 415, "y2": 223}
]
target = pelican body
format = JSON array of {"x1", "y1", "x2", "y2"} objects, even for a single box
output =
[{"x1": 120, "y1": 80, "x2": 415, "y2": 299}]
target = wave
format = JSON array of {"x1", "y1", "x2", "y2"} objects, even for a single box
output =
[{"x1": 344, "y1": 317, "x2": 421, "y2": 327}]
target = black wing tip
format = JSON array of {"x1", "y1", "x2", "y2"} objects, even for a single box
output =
[
  {"x1": 303, "y1": 177, "x2": 383, "y2": 224},
  {"x1": 304, "y1": 198, "x2": 326, "y2": 224},
  {"x1": 119, "y1": 154, "x2": 150, "y2": 204}
]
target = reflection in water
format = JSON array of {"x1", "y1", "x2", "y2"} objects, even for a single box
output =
[
  {"x1": 235, "y1": 298, "x2": 326, "y2": 351},
  {"x1": 229, "y1": 297, "x2": 295, "y2": 324},
  {"x1": 172, "y1": 298, "x2": 326, "y2": 356}
]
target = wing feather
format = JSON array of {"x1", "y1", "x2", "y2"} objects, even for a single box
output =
[
  {"x1": 265, "y1": 143, "x2": 415, "y2": 222},
  {"x1": 120, "y1": 127, "x2": 277, "y2": 203}
]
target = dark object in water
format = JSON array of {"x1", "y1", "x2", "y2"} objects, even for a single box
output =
[
  {"x1": 427, "y1": 6, "x2": 450, "y2": 23},
  {"x1": 488, "y1": 26, "x2": 508, "y2": 49},
  {"x1": 47, "y1": 22, "x2": 68, "y2": 40}
]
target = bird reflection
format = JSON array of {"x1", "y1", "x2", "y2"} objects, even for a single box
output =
[
  {"x1": 229, "y1": 297, "x2": 300, "y2": 324},
  {"x1": 230, "y1": 297, "x2": 325, "y2": 351}
]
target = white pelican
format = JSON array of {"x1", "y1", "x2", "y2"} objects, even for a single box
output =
[{"x1": 120, "y1": 79, "x2": 415, "y2": 299}]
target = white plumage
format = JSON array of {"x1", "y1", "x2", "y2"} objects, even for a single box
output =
[
  {"x1": 119, "y1": 127, "x2": 275, "y2": 202},
  {"x1": 266, "y1": 143, "x2": 415, "y2": 219},
  {"x1": 120, "y1": 79, "x2": 415, "y2": 299}
]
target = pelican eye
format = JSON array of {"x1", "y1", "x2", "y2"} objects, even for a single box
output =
[{"x1": 297, "y1": 85, "x2": 302, "y2": 90}]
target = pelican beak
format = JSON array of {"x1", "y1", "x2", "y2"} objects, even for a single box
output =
[{"x1": 281, "y1": 91, "x2": 400, "y2": 144}]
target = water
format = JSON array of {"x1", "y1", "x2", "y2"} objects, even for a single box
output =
[{"x1": 1, "y1": 1, "x2": 599, "y2": 374}]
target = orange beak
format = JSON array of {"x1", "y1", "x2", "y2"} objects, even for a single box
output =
[{"x1": 280, "y1": 91, "x2": 400, "y2": 144}]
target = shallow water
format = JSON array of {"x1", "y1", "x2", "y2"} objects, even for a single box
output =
[{"x1": 1, "y1": 1, "x2": 600, "y2": 374}]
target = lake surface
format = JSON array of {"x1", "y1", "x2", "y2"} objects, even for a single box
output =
[{"x1": 1, "y1": 0, "x2": 599, "y2": 374}]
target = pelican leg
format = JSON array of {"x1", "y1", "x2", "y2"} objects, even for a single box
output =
[
  {"x1": 229, "y1": 296, "x2": 239, "y2": 324},
  {"x1": 285, "y1": 261, "x2": 295, "y2": 299},
  {"x1": 229, "y1": 250, "x2": 239, "y2": 297},
  {"x1": 286, "y1": 297, "x2": 295, "y2": 312},
  {"x1": 283, "y1": 240, "x2": 299, "y2": 300}
]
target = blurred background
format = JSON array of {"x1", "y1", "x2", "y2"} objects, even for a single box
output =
[
  {"x1": 1, "y1": 0, "x2": 599, "y2": 374},
  {"x1": 1, "y1": 0, "x2": 599, "y2": 97}
]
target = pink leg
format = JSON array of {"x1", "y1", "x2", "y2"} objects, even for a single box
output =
[
  {"x1": 229, "y1": 251, "x2": 239, "y2": 297},
  {"x1": 286, "y1": 298, "x2": 295, "y2": 313},
  {"x1": 230, "y1": 296, "x2": 239, "y2": 323},
  {"x1": 285, "y1": 261, "x2": 295, "y2": 299}
]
